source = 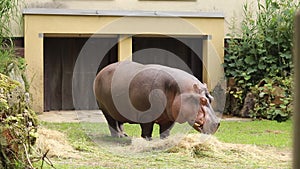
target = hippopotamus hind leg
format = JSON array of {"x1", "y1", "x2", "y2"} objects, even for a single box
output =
[
  {"x1": 118, "y1": 122, "x2": 128, "y2": 137},
  {"x1": 102, "y1": 110, "x2": 127, "y2": 138}
]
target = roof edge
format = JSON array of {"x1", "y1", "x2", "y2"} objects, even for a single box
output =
[{"x1": 23, "y1": 8, "x2": 224, "y2": 18}]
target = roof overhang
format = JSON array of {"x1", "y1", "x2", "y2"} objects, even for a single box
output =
[{"x1": 23, "y1": 8, "x2": 224, "y2": 18}]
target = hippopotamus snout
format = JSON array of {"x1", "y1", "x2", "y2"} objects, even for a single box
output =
[{"x1": 201, "y1": 120, "x2": 220, "y2": 134}]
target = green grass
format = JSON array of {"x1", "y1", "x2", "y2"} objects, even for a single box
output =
[
  {"x1": 215, "y1": 120, "x2": 293, "y2": 148},
  {"x1": 120, "y1": 120, "x2": 293, "y2": 148},
  {"x1": 36, "y1": 120, "x2": 293, "y2": 169},
  {"x1": 41, "y1": 119, "x2": 293, "y2": 149}
]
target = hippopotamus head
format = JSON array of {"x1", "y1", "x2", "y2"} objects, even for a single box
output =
[{"x1": 172, "y1": 84, "x2": 220, "y2": 134}]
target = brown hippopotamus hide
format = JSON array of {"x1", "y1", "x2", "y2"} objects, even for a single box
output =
[{"x1": 94, "y1": 61, "x2": 220, "y2": 139}]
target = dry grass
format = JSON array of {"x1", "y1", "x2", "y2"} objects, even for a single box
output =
[
  {"x1": 35, "y1": 127, "x2": 81, "y2": 159},
  {"x1": 125, "y1": 134, "x2": 291, "y2": 167},
  {"x1": 122, "y1": 134, "x2": 211, "y2": 153},
  {"x1": 170, "y1": 134, "x2": 291, "y2": 164}
]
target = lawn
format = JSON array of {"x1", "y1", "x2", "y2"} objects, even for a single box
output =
[
  {"x1": 215, "y1": 120, "x2": 293, "y2": 148},
  {"x1": 34, "y1": 119, "x2": 293, "y2": 169}
]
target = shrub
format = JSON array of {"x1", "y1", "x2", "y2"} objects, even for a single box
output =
[
  {"x1": 0, "y1": 0, "x2": 28, "y2": 91},
  {"x1": 0, "y1": 48, "x2": 28, "y2": 91},
  {"x1": 0, "y1": 73, "x2": 38, "y2": 169},
  {"x1": 250, "y1": 76, "x2": 293, "y2": 121},
  {"x1": 223, "y1": 0, "x2": 298, "y2": 121},
  {"x1": 0, "y1": 0, "x2": 43, "y2": 168}
]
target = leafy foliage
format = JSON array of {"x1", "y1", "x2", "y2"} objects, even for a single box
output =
[
  {"x1": 0, "y1": 0, "x2": 19, "y2": 45},
  {"x1": 0, "y1": 0, "x2": 43, "y2": 168},
  {"x1": 0, "y1": 48, "x2": 28, "y2": 91},
  {"x1": 223, "y1": 0, "x2": 298, "y2": 121},
  {"x1": 250, "y1": 76, "x2": 293, "y2": 121},
  {"x1": 0, "y1": 0, "x2": 25, "y2": 80},
  {"x1": 0, "y1": 73, "x2": 38, "y2": 169}
]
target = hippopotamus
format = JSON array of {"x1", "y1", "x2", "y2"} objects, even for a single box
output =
[{"x1": 93, "y1": 61, "x2": 220, "y2": 140}]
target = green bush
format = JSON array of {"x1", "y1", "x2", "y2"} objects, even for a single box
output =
[
  {"x1": 250, "y1": 76, "x2": 293, "y2": 121},
  {"x1": 0, "y1": 48, "x2": 28, "y2": 91},
  {"x1": 0, "y1": 73, "x2": 38, "y2": 169},
  {"x1": 0, "y1": 0, "x2": 26, "y2": 78},
  {"x1": 223, "y1": 0, "x2": 298, "y2": 121},
  {"x1": 0, "y1": 0, "x2": 28, "y2": 92},
  {"x1": 0, "y1": 0, "x2": 19, "y2": 44},
  {"x1": 0, "y1": 0, "x2": 42, "y2": 168}
]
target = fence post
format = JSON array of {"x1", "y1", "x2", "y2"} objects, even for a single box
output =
[{"x1": 293, "y1": 10, "x2": 300, "y2": 169}]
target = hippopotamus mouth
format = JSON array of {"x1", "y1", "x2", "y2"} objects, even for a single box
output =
[
  {"x1": 193, "y1": 122, "x2": 220, "y2": 134},
  {"x1": 193, "y1": 122, "x2": 204, "y2": 133},
  {"x1": 192, "y1": 114, "x2": 220, "y2": 134}
]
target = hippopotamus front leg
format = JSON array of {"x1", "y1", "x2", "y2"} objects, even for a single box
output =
[
  {"x1": 159, "y1": 121, "x2": 175, "y2": 139},
  {"x1": 140, "y1": 122, "x2": 154, "y2": 140}
]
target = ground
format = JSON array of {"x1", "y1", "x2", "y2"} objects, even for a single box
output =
[{"x1": 35, "y1": 111, "x2": 292, "y2": 169}]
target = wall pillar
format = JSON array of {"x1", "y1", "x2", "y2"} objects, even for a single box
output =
[
  {"x1": 202, "y1": 39, "x2": 209, "y2": 88},
  {"x1": 118, "y1": 35, "x2": 132, "y2": 61},
  {"x1": 24, "y1": 30, "x2": 44, "y2": 112}
]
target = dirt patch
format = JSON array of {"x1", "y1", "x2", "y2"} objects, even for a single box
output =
[{"x1": 38, "y1": 110, "x2": 106, "y2": 123}]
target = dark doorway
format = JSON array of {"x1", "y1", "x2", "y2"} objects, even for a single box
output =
[
  {"x1": 44, "y1": 37, "x2": 118, "y2": 111},
  {"x1": 132, "y1": 36, "x2": 203, "y2": 81}
]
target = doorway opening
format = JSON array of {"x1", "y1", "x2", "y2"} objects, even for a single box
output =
[
  {"x1": 44, "y1": 36, "x2": 118, "y2": 111},
  {"x1": 132, "y1": 36, "x2": 203, "y2": 81}
]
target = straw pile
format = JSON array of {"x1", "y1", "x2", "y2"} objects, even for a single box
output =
[
  {"x1": 35, "y1": 127, "x2": 81, "y2": 159},
  {"x1": 170, "y1": 134, "x2": 290, "y2": 161},
  {"x1": 127, "y1": 133, "x2": 291, "y2": 165}
]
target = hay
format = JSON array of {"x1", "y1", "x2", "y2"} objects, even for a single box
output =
[
  {"x1": 128, "y1": 136, "x2": 182, "y2": 152},
  {"x1": 35, "y1": 127, "x2": 81, "y2": 159},
  {"x1": 127, "y1": 134, "x2": 212, "y2": 153},
  {"x1": 169, "y1": 134, "x2": 291, "y2": 164},
  {"x1": 124, "y1": 134, "x2": 291, "y2": 166},
  {"x1": 35, "y1": 127, "x2": 291, "y2": 168}
]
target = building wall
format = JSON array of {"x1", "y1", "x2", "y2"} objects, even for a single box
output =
[
  {"x1": 24, "y1": 11, "x2": 224, "y2": 112},
  {"x1": 21, "y1": 0, "x2": 258, "y2": 37}
]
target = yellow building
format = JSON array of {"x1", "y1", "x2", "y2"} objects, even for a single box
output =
[{"x1": 21, "y1": 0, "x2": 258, "y2": 112}]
